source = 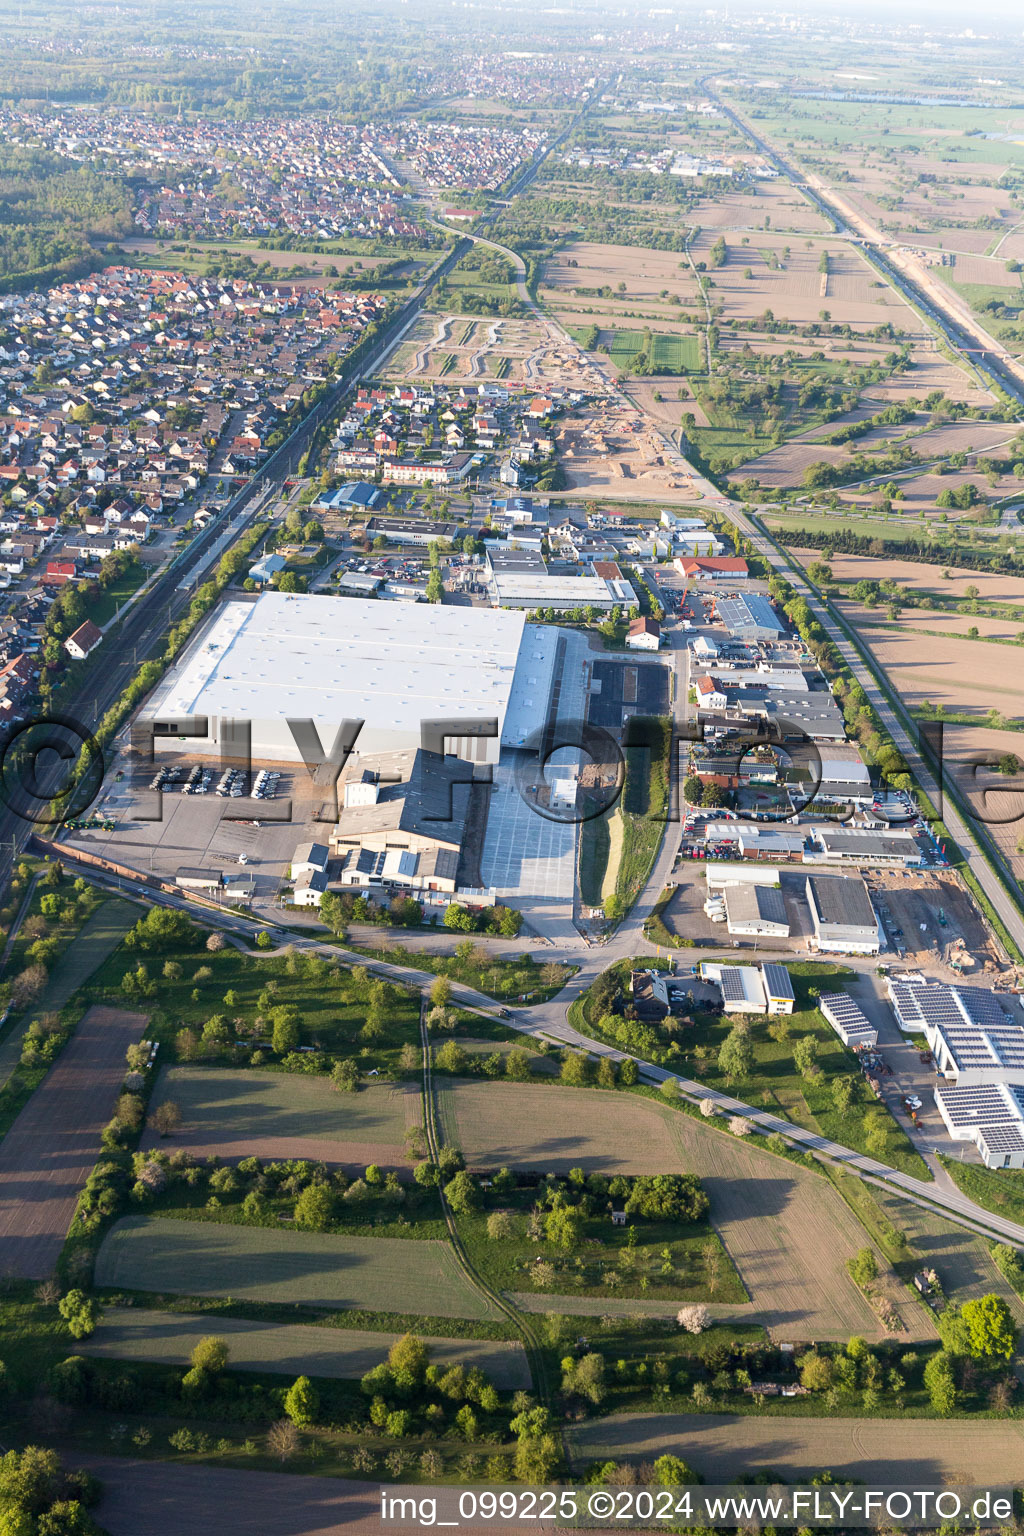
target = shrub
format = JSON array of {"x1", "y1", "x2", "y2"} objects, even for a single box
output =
[{"x1": 283, "y1": 1375, "x2": 320, "y2": 1427}]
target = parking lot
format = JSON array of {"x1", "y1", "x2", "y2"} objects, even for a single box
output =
[
  {"x1": 66, "y1": 746, "x2": 330, "y2": 912},
  {"x1": 588, "y1": 657, "x2": 671, "y2": 732}
]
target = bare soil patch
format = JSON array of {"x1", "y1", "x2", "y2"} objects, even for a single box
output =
[
  {"x1": 541, "y1": 240, "x2": 697, "y2": 310},
  {"x1": 836, "y1": 613, "x2": 1024, "y2": 719},
  {"x1": 690, "y1": 183, "x2": 831, "y2": 233},
  {"x1": 0, "y1": 1006, "x2": 147, "y2": 1279}
]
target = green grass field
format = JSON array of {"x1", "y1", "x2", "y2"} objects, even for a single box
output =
[
  {"x1": 579, "y1": 809, "x2": 612, "y2": 908},
  {"x1": 39, "y1": 898, "x2": 137, "y2": 1014},
  {"x1": 87, "y1": 560, "x2": 149, "y2": 628},
  {"x1": 96, "y1": 1215, "x2": 502, "y2": 1320},
  {"x1": 87, "y1": 936, "x2": 421, "y2": 1066},
  {"x1": 939, "y1": 1155, "x2": 1024, "y2": 1226},
  {"x1": 81, "y1": 1306, "x2": 531, "y2": 1386},
  {"x1": 144, "y1": 1068, "x2": 420, "y2": 1160},
  {"x1": 605, "y1": 329, "x2": 701, "y2": 373}
]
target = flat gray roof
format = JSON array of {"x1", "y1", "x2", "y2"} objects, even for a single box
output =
[
  {"x1": 806, "y1": 874, "x2": 876, "y2": 931},
  {"x1": 142, "y1": 592, "x2": 526, "y2": 744}
]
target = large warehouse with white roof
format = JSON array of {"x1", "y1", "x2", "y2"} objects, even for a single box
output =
[{"x1": 141, "y1": 592, "x2": 561, "y2": 765}]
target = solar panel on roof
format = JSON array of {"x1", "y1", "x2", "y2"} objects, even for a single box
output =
[
  {"x1": 978, "y1": 1124, "x2": 1024, "y2": 1152},
  {"x1": 720, "y1": 970, "x2": 745, "y2": 1002},
  {"x1": 761, "y1": 963, "x2": 794, "y2": 999}
]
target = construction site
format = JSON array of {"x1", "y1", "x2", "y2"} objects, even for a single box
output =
[
  {"x1": 869, "y1": 868, "x2": 1020, "y2": 986},
  {"x1": 381, "y1": 310, "x2": 612, "y2": 391},
  {"x1": 557, "y1": 399, "x2": 703, "y2": 497}
]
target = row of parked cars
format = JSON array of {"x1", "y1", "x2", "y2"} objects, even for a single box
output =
[
  {"x1": 146, "y1": 764, "x2": 285, "y2": 801},
  {"x1": 148, "y1": 764, "x2": 213, "y2": 795},
  {"x1": 253, "y1": 770, "x2": 282, "y2": 801}
]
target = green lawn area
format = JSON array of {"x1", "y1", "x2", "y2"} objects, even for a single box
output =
[
  {"x1": 95, "y1": 1215, "x2": 503, "y2": 1321},
  {"x1": 80, "y1": 1305, "x2": 532, "y2": 1387},
  {"x1": 456, "y1": 1185, "x2": 744, "y2": 1305},
  {"x1": 602, "y1": 329, "x2": 701, "y2": 373},
  {"x1": 38, "y1": 897, "x2": 137, "y2": 1013},
  {"x1": 614, "y1": 716, "x2": 671, "y2": 912},
  {"x1": 341, "y1": 939, "x2": 573, "y2": 1005},
  {"x1": 690, "y1": 384, "x2": 776, "y2": 468},
  {"x1": 87, "y1": 557, "x2": 149, "y2": 627},
  {"x1": 579, "y1": 808, "x2": 612, "y2": 908},
  {"x1": 942, "y1": 277, "x2": 1022, "y2": 319},
  {"x1": 762, "y1": 511, "x2": 963, "y2": 543},
  {"x1": 142, "y1": 1067, "x2": 420, "y2": 1159},
  {"x1": 939, "y1": 1154, "x2": 1024, "y2": 1225}
]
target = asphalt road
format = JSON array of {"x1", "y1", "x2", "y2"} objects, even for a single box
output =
[{"x1": 72, "y1": 861, "x2": 1024, "y2": 1251}]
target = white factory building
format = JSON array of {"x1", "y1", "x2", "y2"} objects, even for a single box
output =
[
  {"x1": 934, "y1": 1083, "x2": 1024, "y2": 1170},
  {"x1": 140, "y1": 592, "x2": 561, "y2": 765}
]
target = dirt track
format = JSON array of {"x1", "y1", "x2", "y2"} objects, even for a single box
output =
[{"x1": 0, "y1": 1006, "x2": 147, "y2": 1279}]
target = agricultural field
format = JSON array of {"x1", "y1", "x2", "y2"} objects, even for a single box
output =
[
  {"x1": 91, "y1": 1461, "x2": 380, "y2": 1536},
  {"x1": 727, "y1": 90, "x2": 1024, "y2": 258},
  {"x1": 738, "y1": 403, "x2": 1007, "y2": 495},
  {"x1": 81, "y1": 1306, "x2": 531, "y2": 1387},
  {"x1": 541, "y1": 240, "x2": 700, "y2": 331},
  {"x1": 95, "y1": 1215, "x2": 503, "y2": 1321},
  {"x1": 434, "y1": 1080, "x2": 914, "y2": 1340},
  {"x1": 836, "y1": 617, "x2": 1024, "y2": 720},
  {"x1": 0, "y1": 1006, "x2": 147, "y2": 1279},
  {"x1": 569, "y1": 1413, "x2": 1024, "y2": 1482},
  {"x1": 667, "y1": 1111, "x2": 931, "y2": 1343},
  {"x1": 937, "y1": 725, "x2": 1024, "y2": 885},
  {"x1": 435, "y1": 1079, "x2": 686, "y2": 1174},
  {"x1": 789, "y1": 550, "x2": 1024, "y2": 609},
  {"x1": 689, "y1": 181, "x2": 831, "y2": 236},
  {"x1": 870, "y1": 1191, "x2": 1024, "y2": 1322},
  {"x1": 141, "y1": 1068, "x2": 421, "y2": 1171}
]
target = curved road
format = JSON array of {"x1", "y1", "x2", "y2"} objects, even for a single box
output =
[{"x1": 73, "y1": 860, "x2": 1024, "y2": 1251}]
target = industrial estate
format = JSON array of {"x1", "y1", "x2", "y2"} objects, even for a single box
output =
[{"x1": 0, "y1": 1, "x2": 1023, "y2": 1531}]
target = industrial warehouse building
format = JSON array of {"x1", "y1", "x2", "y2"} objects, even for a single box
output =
[
  {"x1": 723, "y1": 883, "x2": 790, "y2": 938},
  {"x1": 485, "y1": 548, "x2": 636, "y2": 611},
  {"x1": 888, "y1": 979, "x2": 1024, "y2": 1087},
  {"x1": 331, "y1": 748, "x2": 467, "y2": 896},
  {"x1": 805, "y1": 874, "x2": 880, "y2": 954},
  {"x1": 716, "y1": 593, "x2": 784, "y2": 641},
  {"x1": 934, "y1": 1083, "x2": 1024, "y2": 1169},
  {"x1": 809, "y1": 826, "x2": 924, "y2": 867},
  {"x1": 140, "y1": 592, "x2": 562, "y2": 764},
  {"x1": 889, "y1": 976, "x2": 1024, "y2": 1168},
  {"x1": 698, "y1": 962, "x2": 795, "y2": 1015},
  {"x1": 819, "y1": 992, "x2": 878, "y2": 1049}
]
